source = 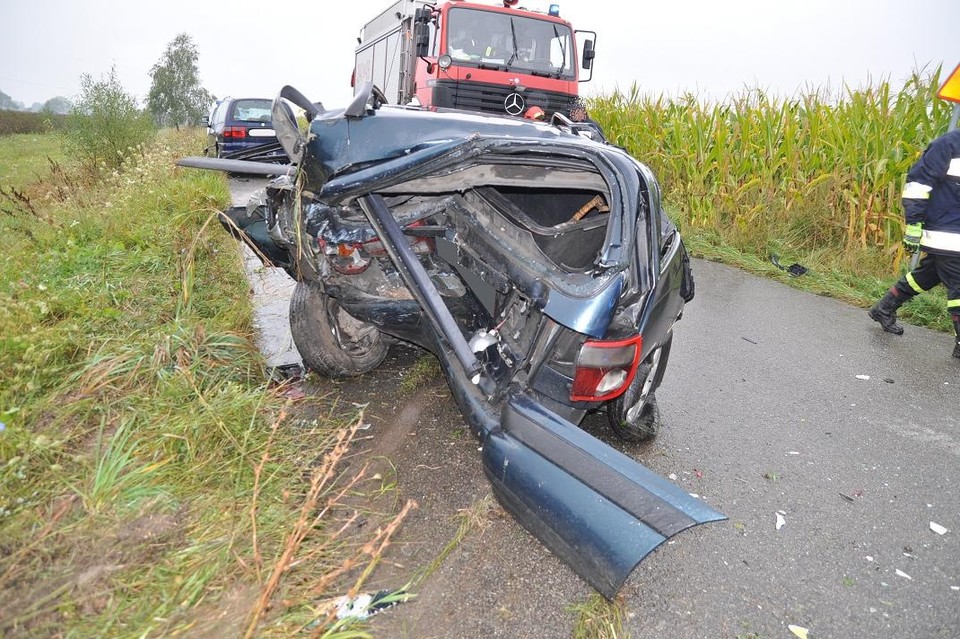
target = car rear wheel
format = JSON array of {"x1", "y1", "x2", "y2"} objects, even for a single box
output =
[
  {"x1": 289, "y1": 282, "x2": 388, "y2": 377},
  {"x1": 606, "y1": 335, "x2": 672, "y2": 442}
]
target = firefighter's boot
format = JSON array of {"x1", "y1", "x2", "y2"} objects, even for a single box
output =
[
  {"x1": 953, "y1": 315, "x2": 960, "y2": 359},
  {"x1": 868, "y1": 287, "x2": 910, "y2": 335}
]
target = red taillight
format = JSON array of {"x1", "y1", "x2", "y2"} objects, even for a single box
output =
[
  {"x1": 223, "y1": 126, "x2": 247, "y2": 139},
  {"x1": 570, "y1": 334, "x2": 642, "y2": 402},
  {"x1": 317, "y1": 222, "x2": 435, "y2": 275},
  {"x1": 318, "y1": 238, "x2": 371, "y2": 274}
]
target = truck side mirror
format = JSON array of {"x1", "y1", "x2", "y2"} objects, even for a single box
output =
[
  {"x1": 581, "y1": 39, "x2": 595, "y2": 70},
  {"x1": 415, "y1": 22, "x2": 430, "y2": 57}
]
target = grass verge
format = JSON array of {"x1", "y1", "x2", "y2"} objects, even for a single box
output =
[{"x1": 0, "y1": 130, "x2": 410, "y2": 637}]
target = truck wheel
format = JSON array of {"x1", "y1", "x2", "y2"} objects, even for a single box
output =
[
  {"x1": 606, "y1": 336, "x2": 671, "y2": 442},
  {"x1": 289, "y1": 282, "x2": 388, "y2": 377}
]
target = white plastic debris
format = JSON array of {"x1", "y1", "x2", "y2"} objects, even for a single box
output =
[
  {"x1": 895, "y1": 569, "x2": 913, "y2": 580},
  {"x1": 337, "y1": 593, "x2": 376, "y2": 620},
  {"x1": 866, "y1": 556, "x2": 874, "y2": 562},
  {"x1": 951, "y1": 586, "x2": 959, "y2": 591},
  {"x1": 668, "y1": 473, "x2": 678, "y2": 481},
  {"x1": 335, "y1": 590, "x2": 404, "y2": 620},
  {"x1": 788, "y1": 624, "x2": 809, "y2": 639},
  {"x1": 855, "y1": 374, "x2": 870, "y2": 380},
  {"x1": 776, "y1": 512, "x2": 786, "y2": 531},
  {"x1": 786, "y1": 451, "x2": 800, "y2": 455},
  {"x1": 930, "y1": 521, "x2": 948, "y2": 535}
]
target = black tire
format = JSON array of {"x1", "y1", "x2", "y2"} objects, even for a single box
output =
[
  {"x1": 289, "y1": 282, "x2": 388, "y2": 377},
  {"x1": 608, "y1": 394, "x2": 660, "y2": 442},
  {"x1": 606, "y1": 336, "x2": 672, "y2": 442}
]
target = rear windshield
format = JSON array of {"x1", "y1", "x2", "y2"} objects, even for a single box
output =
[{"x1": 231, "y1": 99, "x2": 272, "y2": 122}]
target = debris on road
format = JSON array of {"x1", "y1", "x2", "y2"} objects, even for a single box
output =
[
  {"x1": 895, "y1": 569, "x2": 913, "y2": 581},
  {"x1": 278, "y1": 384, "x2": 306, "y2": 400},
  {"x1": 839, "y1": 492, "x2": 855, "y2": 503},
  {"x1": 930, "y1": 521, "x2": 948, "y2": 535},
  {"x1": 770, "y1": 254, "x2": 809, "y2": 277},
  {"x1": 269, "y1": 362, "x2": 305, "y2": 382},
  {"x1": 855, "y1": 374, "x2": 870, "y2": 380},
  {"x1": 788, "y1": 624, "x2": 810, "y2": 638},
  {"x1": 776, "y1": 512, "x2": 786, "y2": 531},
  {"x1": 335, "y1": 589, "x2": 409, "y2": 620}
]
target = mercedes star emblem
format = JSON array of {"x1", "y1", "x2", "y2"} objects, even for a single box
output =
[{"x1": 504, "y1": 92, "x2": 525, "y2": 116}]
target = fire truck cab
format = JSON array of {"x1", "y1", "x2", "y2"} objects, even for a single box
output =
[{"x1": 354, "y1": 0, "x2": 596, "y2": 118}]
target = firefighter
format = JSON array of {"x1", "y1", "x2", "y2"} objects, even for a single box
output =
[{"x1": 868, "y1": 128, "x2": 960, "y2": 358}]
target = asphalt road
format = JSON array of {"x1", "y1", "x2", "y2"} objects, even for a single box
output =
[
  {"x1": 618, "y1": 258, "x2": 959, "y2": 638},
  {"x1": 228, "y1": 178, "x2": 959, "y2": 638}
]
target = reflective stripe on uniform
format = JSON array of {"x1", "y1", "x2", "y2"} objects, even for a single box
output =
[
  {"x1": 906, "y1": 272, "x2": 926, "y2": 293},
  {"x1": 949, "y1": 158, "x2": 960, "y2": 178},
  {"x1": 920, "y1": 229, "x2": 960, "y2": 253},
  {"x1": 902, "y1": 181, "x2": 933, "y2": 199}
]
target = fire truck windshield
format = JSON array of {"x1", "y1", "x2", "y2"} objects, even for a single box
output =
[{"x1": 446, "y1": 7, "x2": 574, "y2": 79}]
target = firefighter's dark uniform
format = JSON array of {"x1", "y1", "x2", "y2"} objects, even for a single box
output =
[{"x1": 869, "y1": 128, "x2": 960, "y2": 358}]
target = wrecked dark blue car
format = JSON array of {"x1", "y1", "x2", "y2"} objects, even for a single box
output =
[{"x1": 179, "y1": 83, "x2": 723, "y2": 598}]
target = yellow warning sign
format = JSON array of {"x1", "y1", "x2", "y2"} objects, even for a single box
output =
[{"x1": 938, "y1": 62, "x2": 960, "y2": 104}]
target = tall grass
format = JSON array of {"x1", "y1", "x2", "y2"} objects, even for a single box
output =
[
  {"x1": 590, "y1": 68, "x2": 954, "y2": 329},
  {"x1": 0, "y1": 130, "x2": 409, "y2": 637}
]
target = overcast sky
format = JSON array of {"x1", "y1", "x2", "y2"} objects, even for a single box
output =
[{"x1": 1, "y1": 0, "x2": 957, "y2": 109}]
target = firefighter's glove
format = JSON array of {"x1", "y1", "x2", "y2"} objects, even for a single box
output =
[{"x1": 903, "y1": 222, "x2": 923, "y2": 251}]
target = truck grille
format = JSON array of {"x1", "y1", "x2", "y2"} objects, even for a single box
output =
[{"x1": 432, "y1": 80, "x2": 576, "y2": 118}]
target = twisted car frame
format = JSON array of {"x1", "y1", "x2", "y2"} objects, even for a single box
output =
[{"x1": 179, "y1": 83, "x2": 723, "y2": 598}]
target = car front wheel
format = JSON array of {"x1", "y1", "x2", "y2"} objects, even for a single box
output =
[{"x1": 289, "y1": 282, "x2": 388, "y2": 377}]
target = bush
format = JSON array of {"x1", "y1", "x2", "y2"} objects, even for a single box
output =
[
  {"x1": 63, "y1": 67, "x2": 155, "y2": 171},
  {"x1": 0, "y1": 110, "x2": 67, "y2": 136}
]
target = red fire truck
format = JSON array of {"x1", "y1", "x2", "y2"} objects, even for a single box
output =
[{"x1": 353, "y1": 0, "x2": 596, "y2": 118}]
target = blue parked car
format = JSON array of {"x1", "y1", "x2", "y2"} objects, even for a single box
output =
[{"x1": 204, "y1": 97, "x2": 287, "y2": 162}]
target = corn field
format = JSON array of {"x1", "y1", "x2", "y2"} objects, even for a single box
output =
[{"x1": 591, "y1": 68, "x2": 953, "y2": 275}]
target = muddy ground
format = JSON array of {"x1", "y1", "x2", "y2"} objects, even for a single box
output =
[{"x1": 320, "y1": 344, "x2": 599, "y2": 638}]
